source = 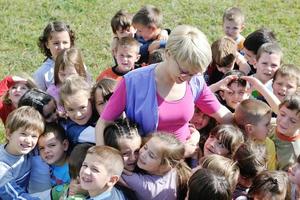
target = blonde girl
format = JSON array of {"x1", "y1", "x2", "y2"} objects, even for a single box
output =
[{"x1": 121, "y1": 132, "x2": 191, "y2": 200}]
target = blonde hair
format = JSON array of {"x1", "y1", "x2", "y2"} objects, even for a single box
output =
[
  {"x1": 151, "y1": 133, "x2": 191, "y2": 197},
  {"x1": 132, "y1": 5, "x2": 162, "y2": 28},
  {"x1": 2, "y1": 73, "x2": 36, "y2": 104},
  {"x1": 116, "y1": 36, "x2": 140, "y2": 54},
  {"x1": 273, "y1": 64, "x2": 300, "y2": 89},
  {"x1": 234, "y1": 99, "x2": 272, "y2": 129},
  {"x1": 200, "y1": 154, "x2": 239, "y2": 192},
  {"x1": 211, "y1": 36, "x2": 237, "y2": 68},
  {"x1": 54, "y1": 48, "x2": 87, "y2": 85},
  {"x1": 86, "y1": 145, "x2": 124, "y2": 177},
  {"x1": 223, "y1": 7, "x2": 245, "y2": 24},
  {"x1": 256, "y1": 42, "x2": 282, "y2": 62},
  {"x1": 59, "y1": 75, "x2": 91, "y2": 106},
  {"x1": 5, "y1": 106, "x2": 44, "y2": 139},
  {"x1": 166, "y1": 25, "x2": 212, "y2": 73}
]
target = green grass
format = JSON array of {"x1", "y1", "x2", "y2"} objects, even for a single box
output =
[{"x1": 0, "y1": 0, "x2": 299, "y2": 142}]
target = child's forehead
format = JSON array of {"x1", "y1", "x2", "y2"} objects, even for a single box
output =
[{"x1": 280, "y1": 104, "x2": 300, "y2": 117}]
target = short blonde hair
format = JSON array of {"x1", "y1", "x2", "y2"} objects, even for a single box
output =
[
  {"x1": 200, "y1": 154, "x2": 239, "y2": 192},
  {"x1": 256, "y1": 42, "x2": 282, "y2": 62},
  {"x1": 59, "y1": 75, "x2": 91, "y2": 106},
  {"x1": 234, "y1": 99, "x2": 272, "y2": 129},
  {"x1": 223, "y1": 7, "x2": 245, "y2": 24},
  {"x1": 5, "y1": 106, "x2": 45, "y2": 138},
  {"x1": 86, "y1": 145, "x2": 124, "y2": 177},
  {"x1": 166, "y1": 25, "x2": 212, "y2": 73},
  {"x1": 273, "y1": 64, "x2": 300, "y2": 89}
]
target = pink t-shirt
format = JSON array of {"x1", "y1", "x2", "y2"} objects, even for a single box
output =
[{"x1": 101, "y1": 78, "x2": 220, "y2": 141}]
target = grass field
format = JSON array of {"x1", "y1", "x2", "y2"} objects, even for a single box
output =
[{"x1": 0, "y1": 0, "x2": 299, "y2": 142}]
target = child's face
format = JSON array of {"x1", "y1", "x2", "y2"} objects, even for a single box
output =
[
  {"x1": 223, "y1": 19, "x2": 244, "y2": 40},
  {"x1": 249, "y1": 114, "x2": 271, "y2": 141},
  {"x1": 190, "y1": 109, "x2": 210, "y2": 130},
  {"x1": 58, "y1": 65, "x2": 78, "y2": 83},
  {"x1": 221, "y1": 82, "x2": 250, "y2": 110},
  {"x1": 116, "y1": 26, "x2": 136, "y2": 39},
  {"x1": 38, "y1": 132, "x2": 68, "y2": 165},
  {"x1": 118, "y1": 136, "x2": 141, "y2": 171},
  {"x1": 47, "y1": 31, "x2": 71, "y2": 60},
  {"x1": 137, "y1": 137, "x2": 164, "y2": 174},
  {"x1": 80, "y1": 154, "x2": 111, "y2": 197},
  {"x1": 203, "y1": 135, "x2": 229, "y2": 157},
  {"x1": 94, "y1": 88, "x2": 105, "y2": 116},
  {"x1": 276, "y1": 105, "x2": 300, "y2": 136},
  {"x1": 5, "y1": 128, "x2": 39, "y2": 155},
  {"x1": 254, "y1": 52, "x2": 281, "y2": 83},
  {"x1": 134, "y1": 23, "x2": 156, "y2": 41},
  {"x1": 272, "y1": 75, "x2": 298, "y2": 102},
  {"x1": 288, "y1": 163, "x2": 300, "y2": 185},
  {"x1": 43, "y1": 99, "x2": 58, "y2": 123},
  {"x1": 116, "y1": 45, "x2": 140, "y2": 73},
  {"x1": 8, "y1": 82, "x2": 29, "y2": 106},
  {"x1": 243, "y1": 48, "x2": 256, "y2": 66},
  {"x1": 64, "y1": 92, "x2": 93, "y2": 125}
]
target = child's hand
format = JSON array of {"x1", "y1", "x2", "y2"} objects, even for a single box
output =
[
  {"x1": 209, "y1": 74, "x2": 238, "y2": 93},
  {"x1": 240, "y1": 76, "x2": 261, "y2": 92},
  {"x1": 148, "y1": 40, "x2": 161, "y2": 53},
  {"x1": 158, "y1": 29, "x2": 169, "y2": 40},
  {"x1": 184, "y1": 127, "x2": 200, "y2": 158},
  {"x1": 122, "y1": 169, "x2": 133, "y2": 176},
  {"x1": 68, "y1": 177, "x2": 87, "y2": 196}
]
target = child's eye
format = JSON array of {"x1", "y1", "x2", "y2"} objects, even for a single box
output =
[
  {"x1": 81, "y1": 164, "x2": 87, "y2": 168},
  {"x1": 20, "y1": 132, "x2": 27, "y2": 136},
  {"x1": 39, "y1": 147, "x2": 44, "y2": 151},
  {"x1": 91, "y1": 167, "x2": 100, "y2": 173},
  {"x1": 149, "y1": 153, "x2": 155, "y2": 159}
]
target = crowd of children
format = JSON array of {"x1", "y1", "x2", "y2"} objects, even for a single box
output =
[{"x1": 0, "y1": 4, "x2": 300, "y2": 200}]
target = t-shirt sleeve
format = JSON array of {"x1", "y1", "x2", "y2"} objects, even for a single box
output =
[
  {"x1": 195, "y1": 83, "x2": 221, "y2": 115},
  {"x1": 100, "y1": 78, "x2": 126, "y2": 121},
  {"x1": 122, "y1": 173, "x2": 153, "y2": 197}
]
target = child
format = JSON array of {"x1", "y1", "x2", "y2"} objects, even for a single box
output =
[
  {"x1": 204, "y1": 36, "x2": 237, "y2": 85},
  {"x1": 271, "y1": 95, "x2": 300, "y2": 170},
  {"x1": 104, "y1": 118, "x2": 141, "y2": 172},
  {"x1": 288, "y1": 155, "x2": 300, "y2": 199},
  {"x1": 96, "y1": 37, "x2": 141, "y2": 82},
  {"x1": 38, "y1": 123, "x2": 70, "y2": 187},
  {"x1": 148, "y1": 48, "x2": 165, "y2": 64},
  {"x1": 200, "y1": 154, "x2": 240, "y2": 192},
  {"x1": 186, "y1": 168, "x2": 231, "y2": 200},
  {"x1": 252, "y1": 42, "x2": 282, "y2": 89},
  {"x1": 47, "y1": 47, "x2": 88, "y2": 113},
  {"x1": 233, "y1": 142, "x2": 267, "y2": 199},
  {"x1": 60, "y1": 75, "x2": 97, "y2": 145},
  {"x1": 0, "y1": 106, "x2": 44, "y2": 199},
  {"x1": 222, "y1": 7, "x2": 245, "y2": 51},
  {"x1": 133, "y1": 5, "x2": 168, "y2": 64},
  {"x1": 249, "y1": 170, "x2": 289, "y2": 200},
  {"x1": 80, "y1": 145, "x2": 126, "y2": 199},
  {"x1": 19, "y1": 88, "x2": 58, "y2": 123},
  {"x1": 34, "y1": 21, "x2": 75, "y2": 91},
  {"x1": 234, "y1": 99, "x2": 276, "y2": 170},
  {"x1": 51, "y1": 143, "x2": 93, "y2": 200},
  {"x1": 272, "y1": 64, "x2": 300, "y2": 102},
  {"x1": 210, "y1": 70, "x2": 250, "y2": 112},
  {"x1": 0, "y1": 73, "x2": 36, "y2": 124},
  {"x1": 121, "y1": 133, "x2": 191, "y2": 200},
  {"x1": 91, "y1": 78, "x2": 117, "y2": 116},
  {"x1": 203, "y1": 124, "x2": 244, "y2": 158}
]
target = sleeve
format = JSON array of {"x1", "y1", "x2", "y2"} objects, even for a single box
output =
[
  {"x1": 100, "y1": 79, "x2": 126, "y2": 121},
  {"x1": 33, "y1": 67, "x2": 46, "y2": 91},
  {"x1": 195, "y1": 83, "x2": 221, "y2": 115},
  {"x1": 122, "y1": 173, "x2": 154, "y2": 198},
  {"x1": 0, "y1": 180, "x2": 40, "y2": 200},
  {"x1": 0, "y1": 76, "x2": 14, "y2": 97}
]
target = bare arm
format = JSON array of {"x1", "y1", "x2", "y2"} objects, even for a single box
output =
[
  {"x1": 95, "y1": 118, "x2": 113, "y2": 145},
  {"x1": 210, "y1": 105, "x2": 233, "y2": 124},
  {"x1": 209, "y1": 75, "x2": 238, "y2": 93},
  {"x1": 236, "y1": 52, "x2": 251, "y2": 75}
]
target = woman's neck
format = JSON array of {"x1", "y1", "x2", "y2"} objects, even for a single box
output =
[{"x1": 155, "y1": 62, "x2": 175, "y2": 86}]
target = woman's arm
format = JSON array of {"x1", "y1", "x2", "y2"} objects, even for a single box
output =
[{"x1": 210, "y1": 105, "x2": 233, "y2": 124}]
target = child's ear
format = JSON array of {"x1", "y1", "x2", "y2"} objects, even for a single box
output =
[
  {"x1": 245, "y1": 124, "x2": 254, "y2": 135},
  {"x1": 219, "y1": 91, "x2": 225, "y2": 100},
  {"x1": 148, "y1": 24, "x2": 157, "y2": 32},
  {"x1": 62, "y1": 139, "x2": 69, "y2": 151},
  {"x1": 5, "y1": 129, "x2": 11, "y2": 141},
  {"x1": 107, "y1": 175, "x2": 119, "y2": 187},
  {"x1": 135, "y1": 54, "x2": 141, "y2": 62},
  {"x1": 240, "y1": 24, "x2": 245, "y2": 32}
]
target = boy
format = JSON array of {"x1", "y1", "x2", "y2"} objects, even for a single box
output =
[
  {"x1": 272, "y1": 64, "x2": 300, "y2": 102},
  {"x1": 0, "y1": 106, "x2": 45, "y2": 199},
  {"x1": 204, "y1": 36, "x2": 237, "y2": 85},
  {"x1": 252, "y1": 42, "x2": 282, "y2": 99},
  {"x1": 80, "y1": 145, "x2": 125, "y2": 199},
  {"x1": 38, "y1": 123, "x2": 70, "y2": 187},
  {"x1": 234, "y1": 99, "x2": 276, "y2": 170},
  {"x1": 271, "y1": 94, "x2": 300, "y2": 170},
  {"x1": 97, "y1": 36, "x2": 141, "y2": 82},
  {"x1": 133, "y1": 5, "x2": 169, "y2": 64},
  {"x1": 222, "y1": 7, "x2": 245, "y2": 52}
]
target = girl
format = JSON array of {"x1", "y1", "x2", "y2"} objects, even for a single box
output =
[
  {"x1": 34, "y1": 21, "x2": 75, "y2": 91},
  {"x1": 18, "y1": 88, "x2": 58, "y2": 123},
  {"x1": 47, "y1": 47, "x2": 88, "y2": 113},
  {"x1": 203, "y1": 124, "x2": 244, "y2": 158},
  {"x1": 60, "y1": 75, "x2": 97, "y2": 145},
  {"x1": 249, "y1": 170, "x2": 289, "y2": 200},
  {"x1": 91, "y1": 78, "x2": 117, "y2": 117},
  {"x1": 96, "y1": 25, "x2": 233, "y2": 145},
  {"x1": 121, "y1": 133, "x2": 191, "y2": 200},
  {"x1": 0, "y1": 73, "x2": 36, "y2": 124}
]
